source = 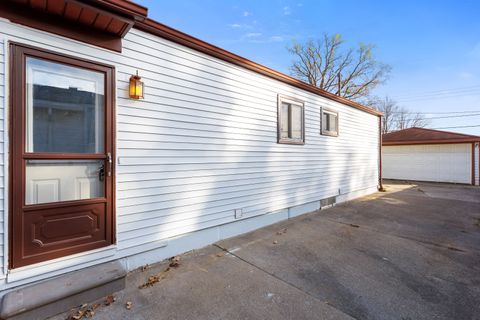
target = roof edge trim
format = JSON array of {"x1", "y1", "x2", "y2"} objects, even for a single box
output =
[{"x1": 90, "y1": 0, "x2": 148, "y2": 20}]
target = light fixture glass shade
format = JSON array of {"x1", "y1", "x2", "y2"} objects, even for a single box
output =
[{"x1": 129, "y1": 72, "x2": 144, "y2": 99}]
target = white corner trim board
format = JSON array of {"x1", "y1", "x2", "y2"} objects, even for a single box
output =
[{"x1": 1, "y1": 36, "x2": 8, "y2": 278}]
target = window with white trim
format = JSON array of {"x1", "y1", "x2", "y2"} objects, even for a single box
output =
[
  {"x1": 278, "y1": 95, "x2": 305, "y2": 144},
  {"x1": 321, "y1": 108, "x2": 338, "y2": 136}
]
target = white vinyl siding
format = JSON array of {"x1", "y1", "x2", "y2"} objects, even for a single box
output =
[
  {"x1": 0, "y1": 39, "x2": 5, "y2": 276},
  {"x1": 0, "y1": 21, "x2": 379, "y2": 284},
  {"x1": 117, "y1": 28, "x2": 379, "y2": 250},
  {"x1": 383, "y1": 144, "x2": 472, "y2": 184}
]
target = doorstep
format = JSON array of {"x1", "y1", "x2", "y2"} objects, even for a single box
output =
[{"x1": 0, "y1": 260, "x2": 126, "y2": 320}]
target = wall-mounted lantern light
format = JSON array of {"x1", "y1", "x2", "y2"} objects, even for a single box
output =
[{"x1": 129, "y1": 70, "x2": 144, "y2": 99}]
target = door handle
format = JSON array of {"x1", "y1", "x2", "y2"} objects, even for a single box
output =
[
  {"x1": 99, "y1": 164, "x2": 105, "y2": 181},
  {"x1": 106, "y1": 152, "x2": 112, "y2": 177}
]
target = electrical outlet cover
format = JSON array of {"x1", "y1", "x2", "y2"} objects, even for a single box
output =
[{"x1": 234, "y1": 208, "x2": 243, "y2": 219}]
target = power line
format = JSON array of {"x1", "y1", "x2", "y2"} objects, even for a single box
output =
[
  {"x1": 429, "y1": 124, "x2": 480, "y2": 130},
  {"x1": 397, "y1": 92, "x2": 480, "y2": 102},
  {"x1": 390, "y1": 113, "x2": 480, "y2": 121},
  {"x1": 386, "y1": 113, "x2": 480, "y2": 121},
  {"x1": 389, "y1": 110, "x2": 480, "y2": 114},
  {"x1": 381, "y1": 113, "x2": 480, "y2": 123},
  {"x1": 425, "y1": 113, "x2": 480, "y2": 120},
  {"x1": 392, "y1": 85, "x2": 480, "y2": 99},
  {"x1": 394, "y1": 85, "x2": 480, "y2": 96},
  {"x1": 396, "y1": 88, "x2": 480, "y2": 101}
]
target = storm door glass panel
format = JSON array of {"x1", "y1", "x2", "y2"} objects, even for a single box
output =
[
  {"x1": 26, "y1": 57, "x2": 105, "y2": 153},
  {"x1": 25, "y1": 160, "x2": 105, "y2": 205}
]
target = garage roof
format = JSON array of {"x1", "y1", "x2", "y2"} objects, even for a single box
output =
[{"x1": 383, "y1": 127, "x2": 480, "y2": 145}]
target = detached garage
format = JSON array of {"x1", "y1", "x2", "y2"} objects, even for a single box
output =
[{"x1": 383, "y1": 127, "x2": 480, "y2": 185}]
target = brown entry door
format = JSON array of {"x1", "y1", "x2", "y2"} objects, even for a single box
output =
[{"x1": 10, "y1": 44, "x2": 115, "y2": 268}]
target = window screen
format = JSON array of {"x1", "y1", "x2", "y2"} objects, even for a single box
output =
[
  {"x1": 278, "y1": 96, "x2": 305, "y2": 144},
  {"x1": 321, "y1": 109, "x2": 338, "y2": 136}
]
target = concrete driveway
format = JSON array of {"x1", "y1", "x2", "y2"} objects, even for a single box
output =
[{"x1": 53, "y1": 182, "x2": 480, "y2": 320}]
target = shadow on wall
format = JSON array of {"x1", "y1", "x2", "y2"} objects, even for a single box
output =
[{"x1": 114, "y1": 39, "x2": 380, "y2": 249}]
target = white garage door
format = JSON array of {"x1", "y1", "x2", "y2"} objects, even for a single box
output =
[{"x1": 383, "y1": 143, "x2": 472, "y2": 184}]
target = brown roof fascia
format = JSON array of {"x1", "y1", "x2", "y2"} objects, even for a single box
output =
[
  {"x1": 83, "y1": 0, "x2": 148, "y2": 36},
  {"x1": 134, "y1": 18, "x2": 382, "y2": 117},
  {"x1": 92, "y1": 0, "x2": 148, "y2": 19},
  {"x1": 0, "y1": 1, "x2": 124, "y2": 52},
  {"x1": 383, "y1": 139, "x2": 480, "y2": 146}
]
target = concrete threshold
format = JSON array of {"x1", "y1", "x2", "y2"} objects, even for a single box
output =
[{"x1": 0, "y1": 261, "x2": 126, "y2": 320}]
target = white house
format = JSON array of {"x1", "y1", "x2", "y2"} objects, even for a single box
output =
[
  {"x1": 0, "y1": 1, "x2": 382, "y2": 318},
  {"x1": 383, "y1": 127, "x2": 480, "y2": 185}
]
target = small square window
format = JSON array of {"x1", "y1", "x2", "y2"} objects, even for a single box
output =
[
  {"x1": 278, "y1": 95, "x2": 305, "y2": 144},
  {"x1": 321, "y1": 108, "x2": 338, "y2": 136}
]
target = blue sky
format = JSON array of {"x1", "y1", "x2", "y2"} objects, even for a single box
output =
[{"x1": 136, "y1": 0, "x2": 480, "y2": 135}]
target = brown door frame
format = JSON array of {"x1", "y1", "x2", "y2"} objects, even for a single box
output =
[{"x1": 9, "y1": 42, "x2": 116, "y2": 268}]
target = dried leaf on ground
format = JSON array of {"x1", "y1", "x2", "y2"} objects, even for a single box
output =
[
  {"x1": 84, "y1": 304, "x2": 100, "y2": 318},
  {"x1": 66, "y1": 301, "x2": 101, "y2": 319},
  {"x1": 139, "y1": 272, "x2": 166, "y2": 289},
  {"x1": 169, "y1": 256, "x2": 181, "y2": 268},
  {"x1": 125, "y1": 301, "x2": 133, "y2": 310},
  {"x1": 139, "y1": 257, "x2": 181, "y2": 289},
  {"x1": 67, "y1": 310, "x2": 84, "y2": 320},
  {"x1": 66, "y1": 304, "x2": 88, "y2": 320},
  {"x1": 273, "y1": 240, "x2": 278, "y2": 244},
  {"x1": 104, "y1": 294, "x2": 116, "y2": 306}
]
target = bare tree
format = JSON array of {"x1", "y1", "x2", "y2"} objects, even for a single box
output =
[
  {"x1": 368, "y1": 96, "x2": 429, "y2": 133},
  {"x1": 408, "y1": 112, "x2": 430, "y2": 128},
  {"x1": 396, "y1": 107, "x2": 430, "y2": 130},
  {"x1": 396, "y1": 107, "x2": 410, "y2": 130},
  {"x1": 367, "y1": 96, "x2": 398, "y2": 133},
  {"x1": 288, "y1": 34, "x2": 391, "y2": 101}
]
